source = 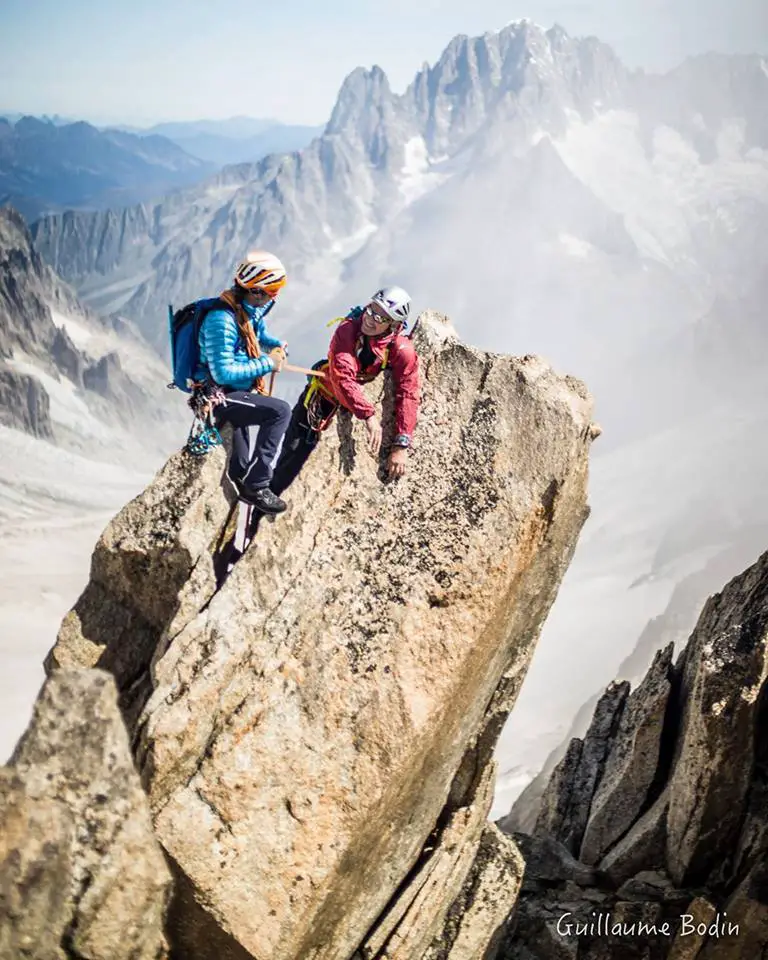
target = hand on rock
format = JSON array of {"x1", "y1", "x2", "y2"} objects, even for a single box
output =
[
  {"x1": 388, "y1": 447, "x2": 408, "y2": 478},
  {"x1": 365, "y1": 416, "x2": 382, "y2": 456}
]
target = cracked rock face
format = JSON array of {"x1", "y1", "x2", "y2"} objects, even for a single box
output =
[
  {"x1": 48, "y1": 312, "x2": 595, "y2": 960},
  {"x1": 535, "y1": 681, "x2": 629, "y2": 857},
  {"x1": 666, "y1": 556, "x2": 768, "y2": 887},
  {"x1": 579, "y1": 646, "x2": 673, "y2": 866},
  {"x1": 0, "y1": 669, "x2": 172, "y2": 960},
  {"x1": 48, "y1": 448, "x2": 234, "y2": 729},
  {"x1": 503, "y1": 550, "x2": 768, "y2": 959}
]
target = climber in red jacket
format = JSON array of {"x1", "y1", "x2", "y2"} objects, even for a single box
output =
[{"x1": 270, "y1": 286, "x2": 420, "y2": 495}]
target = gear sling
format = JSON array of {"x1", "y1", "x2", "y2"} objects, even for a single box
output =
[{"x1": 302, "y1": 315, "x2": 391, "y2": 432}]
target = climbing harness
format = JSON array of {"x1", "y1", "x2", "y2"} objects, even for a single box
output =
[{"x1": 302, "y1": 328, "x2": 391, "y2": 435}]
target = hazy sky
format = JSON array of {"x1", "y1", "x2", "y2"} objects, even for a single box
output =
[{"x1": 2, "y1": 0, "x2": 766, "y2": 126}]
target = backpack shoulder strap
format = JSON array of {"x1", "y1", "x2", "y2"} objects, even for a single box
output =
[
  {"x1": 194, "y1": 297, "x2": 234, "y2": 335},
  {"x1": 200, "y1": 296, "x2": 230, "y2": 316}
]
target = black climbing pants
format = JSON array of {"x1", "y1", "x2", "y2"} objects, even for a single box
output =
[
  {"x1": 214, "y1": 391, "x2": 291, "y2": 489},
  {"x1": 271, "y1": 388, "x2": 337, "y2": 495}
]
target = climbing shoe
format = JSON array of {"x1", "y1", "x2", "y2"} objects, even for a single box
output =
[{"x1": 235, "y1": 483, "x2": 287, "y2": 515}]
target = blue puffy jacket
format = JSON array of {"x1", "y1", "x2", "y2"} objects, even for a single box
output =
[{"x1": 197, "y1": 300, "x2": 284, "y2": 390}]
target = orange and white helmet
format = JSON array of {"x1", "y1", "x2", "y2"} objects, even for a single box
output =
[{"x1": 234, "y1": 250, "x2": 287, "y2": 297}]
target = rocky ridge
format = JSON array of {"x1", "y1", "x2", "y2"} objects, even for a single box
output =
[
  {"x1": 41, "y1": 312, "x2": 596, "y2": 958},
  {"x1": 502, "y1": 521, "x2": 768, "y2": 837},
  {"x1": 30, "y1": 20, "x2": 768, "y2": 362},
  {"x1": 0, "y1": 669, "x2": 171, "y2": 959},
  {"x1": 0, "y1": 205, "x2": 185, "y2": 455},
  {"x1": 499, "y1": 548, "x2": 768, "y2": 959}
]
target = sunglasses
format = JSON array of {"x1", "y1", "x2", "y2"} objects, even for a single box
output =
[
  {"x1": 244, "y1": 287, "x2": 276, "y2": 303},
  {"x1": 365, "y1": 304, "x2": 394, "y2": 325}
]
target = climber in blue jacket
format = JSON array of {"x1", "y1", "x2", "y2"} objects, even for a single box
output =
[{"x1": 196, "y1": 251, "x2": 291, "y2": 515}]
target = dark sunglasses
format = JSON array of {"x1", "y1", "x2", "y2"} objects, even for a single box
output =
[{"x1": 243, "y1": 288, "x2": 274, "y2": 303}]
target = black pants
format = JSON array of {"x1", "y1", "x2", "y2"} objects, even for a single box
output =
[
  {"x1": 214, "y1": 391, "x2": 291, "y2": 489},
  {"x1": 271, "y1": 388, "x2": 336, "y2": 495}
]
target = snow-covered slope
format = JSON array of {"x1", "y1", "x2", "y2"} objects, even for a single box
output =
[{"x1": 0, "y1": 425, "x2": 152, "y2": 761}]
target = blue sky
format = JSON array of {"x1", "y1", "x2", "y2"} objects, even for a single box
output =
[{"x1": 2, "y1": 0, "x2": 766, "y2": 126}]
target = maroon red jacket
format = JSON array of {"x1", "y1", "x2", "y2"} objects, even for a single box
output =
[{"x1": 326, "y1": 315, "x2": 420, "y2": 438}]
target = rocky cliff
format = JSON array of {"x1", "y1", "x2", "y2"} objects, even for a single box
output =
[
  {"x1": 0, "y1": 669, "x2": 171, "y2": 959},
  {"x1": 42, "y1": 312, "x2": 597, "y2": 959},
  {"x1": 0, "y1": 365, "x2": 53, "y2": 438},
  {"x1": 500, "y1": 548, "x2": 768, "y2": 959},
  {"x1": 502, "y1": 526, "x2": 768, "y2": 837},
  {"x1": 5, "y1": 308, "x2": 767, "y2": 960},
  {"x1": 0, "y1": 205, "x2": 185, "y2": 455}
]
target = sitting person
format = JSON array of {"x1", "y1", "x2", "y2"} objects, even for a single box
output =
[
  {"x1": 197, "y1": 250, "x2": 291, "y2": 514},
  {"x1": 271, "y1": 286, "x2": 419, "y2": 496}
]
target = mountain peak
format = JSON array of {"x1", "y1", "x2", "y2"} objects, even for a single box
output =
[
  {"x1": 547, "y1": 22, "x2": 569, "y2": 38},
  {"x1": 334, "y1": 63, "x2": 392, "y2": 95},
  {"x1": 14, "y1": 115, "x2": 51, "y2": 133},
  {"x1": 502, "y1": 17, "x2": 546, "y2": 31},
  {"x1": 325, "y1": 64, "x2": 394, "y2": 140}
]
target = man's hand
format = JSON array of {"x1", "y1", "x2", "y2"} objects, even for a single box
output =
[
  {"x1": 364, "y1": 415, "x2": 382, "y2": 455},
  {"x1": 388, "y1": 446, "x2": 408, "y2": 478}
]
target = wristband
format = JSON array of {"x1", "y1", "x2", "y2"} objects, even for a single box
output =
[{"x1": 392, "y1": 434, "x2": 411, "y2": 448}]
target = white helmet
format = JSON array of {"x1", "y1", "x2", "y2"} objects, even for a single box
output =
[
  {"x1": 369, "y1": 286, "x2": 411, "y2": 327},
  {"x1": 234, "y1": 250, "x2": 287, "y2": 296}
]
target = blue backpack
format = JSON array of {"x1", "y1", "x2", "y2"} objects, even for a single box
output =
[{"x1": 167, "y1": 297, "x2": 227, "y2": 393}]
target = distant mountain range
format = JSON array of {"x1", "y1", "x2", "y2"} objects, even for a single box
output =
[
  {"x1": 0, "y1": 115, "x2": 322, "y2": 220},
  {"x1": 0, "y1": 116, "x2": 215, "y2": 220},
  {"x1": 114, "y1": 116, "x2": 282, "y2": 138},
  {"x1": 116, "y1": 117, "x2": 324, "y2": 167},
  {"x1": 0, "y1": 112, "x2": 78, "y2": 126},
  {"x1": 28, "y1": 24, "x2": 768, "y2": 375}
]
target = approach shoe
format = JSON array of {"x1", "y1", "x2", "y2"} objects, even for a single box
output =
[{"x1": 236, "y1": 483, "x2": 287, "y2": 515}]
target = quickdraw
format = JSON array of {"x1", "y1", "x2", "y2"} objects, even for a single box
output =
[
  {"x1": 184, "y1": 344, "x2": 284, "y2": 457},
  {"x1": 185, "y1": 382, "x2": 226, "y2": 456},
  {"x1": 186, "y1": 419, "x2": 223, "y2": 456}
]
